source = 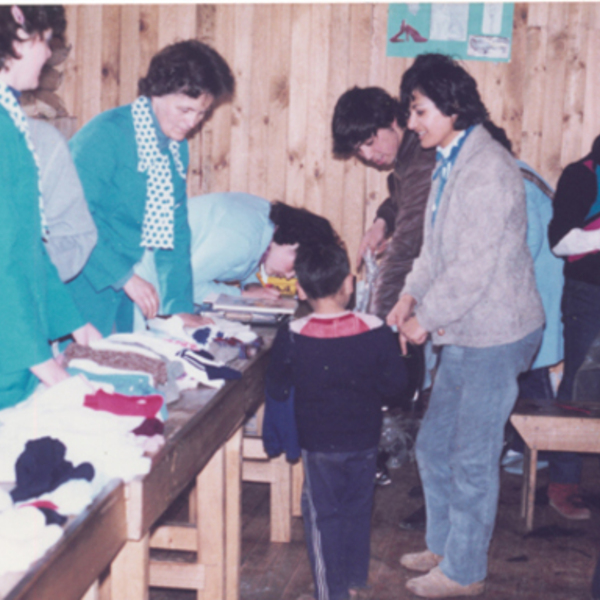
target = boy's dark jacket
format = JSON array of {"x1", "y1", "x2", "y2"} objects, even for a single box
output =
[{"x1": 264, "y1": 321, "x2": 407, "y2": 454}]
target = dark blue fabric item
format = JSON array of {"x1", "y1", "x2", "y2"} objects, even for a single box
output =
[
  {"x1": 10, "y1": 437, "x2": 95, "y2": 502},
  {"x1": 262, "y1": 387, "x2": 300, "y2": 461},
  {"x1": 38, "y1": 506, "x2": 68, "y2": 526},
  {"x1": 204, "y1": 364, "x2": 242, "y2": 381},
  {"x1": 193, "y1": 327, "x2": 211, "y2": 345}
]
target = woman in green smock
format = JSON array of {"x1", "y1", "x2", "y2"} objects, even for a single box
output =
[
  {"x1": 68, "y1": 40, "x2": 234, "y2": 336},
  {"x1": 0, "y1": 5, "x2": 99, "y2": 409}
]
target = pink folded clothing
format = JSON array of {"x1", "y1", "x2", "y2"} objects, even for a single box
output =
[{"x1": 84, "y1": 389, "x2": 163, "y2": 418}]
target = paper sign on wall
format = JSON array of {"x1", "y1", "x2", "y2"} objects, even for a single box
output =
[{"x1": 387, "y1": 3, "x2": 514, "y2": 62}]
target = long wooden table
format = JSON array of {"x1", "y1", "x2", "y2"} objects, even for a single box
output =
[{"x1": 1, "y1": 328, "x2": 273, "y2": 600}]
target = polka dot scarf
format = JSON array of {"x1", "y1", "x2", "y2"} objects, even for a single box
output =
[
  {"x1": 0, "y1": 80, "x2": 49, "y2": 238},
  {"x1": 132, "y1": 96, "x2": 186, "y2": 250}
]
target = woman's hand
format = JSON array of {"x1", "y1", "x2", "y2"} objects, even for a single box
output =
[
  {"x1": 72, "y1": 322, "x2": 103, "y2": 345},
  {"x1": 177, "y1": 313, "x2": 214, "y2": 328},
  {"x1": 242, "y1": 284, "x2": 281, "y2": 299},
  {"x1": 123, "y1": 274, "x2": 160, "y2": 319},
  {"x1": 387, "y1": 294, "x2": 419, "y2": 355},
  {"x1": 399, "y1": 315, "x2": 428, "y2": 348},
  {"x1": 356, "y1": 218, "x2": 387, "y2": 267},
  {"x1": 30, "y1": 357, "x2": 70, "y2": 387}
]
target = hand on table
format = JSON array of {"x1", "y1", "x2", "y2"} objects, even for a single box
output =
[
  {"x1": 242, "y1": 284, "x2": 281, "y2": 299},
  {"x1": 72, "y1": 322, "x2": 103, "y2": 345},
  {"x1": 30, "y1": 357, "x2": 70, "y2": 387},
  {"x1": 124, "y1": 275, "x2": 160, "y2": 319},
  {"x1": 177, "y1": 313, "x2": 215, "y2": 328}
]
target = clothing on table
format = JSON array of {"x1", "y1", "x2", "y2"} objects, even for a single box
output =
[
  {"x1": 371, "y1": 130, "x2": 436, "y2": 320},
  {"x1": 83, "y1": 389, "x2": 163, "y2": 418},
  {"x1": 187, "y1": 192, "x2": 274, "y2": 304},
  {"x1": 0, "y1": 94, "x2": 84, "y2": 410},
  {"x1": 10, "y1": 436, "x2": 95, "y2": 503},
  {"x1": 266, "y1": 311, "x2": 407, "y2": 600},
  {"x1": 28, "y1": 117, "x2": 98, "y2": 283},
  {"x1": 64, "y1": 343, "x2": 169, "y2": 385},
  {"x1": 401, "y1": 124, "x2": 544, "y2": 586},
  {"x1": 67, "y1": 101, "x2": 194, "y2": 336}
]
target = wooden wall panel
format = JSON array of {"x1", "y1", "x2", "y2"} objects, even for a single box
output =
[{"x1": 60, "y1": 3, "x2": 600, "y2": 268}]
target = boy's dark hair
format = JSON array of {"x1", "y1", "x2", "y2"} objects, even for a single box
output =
[
  {"x1": 332, "y1": 86, "x2": 403, "y2": 156},
  {"x1": 0, "y1": 5, "x2": 66, "y2": 70},
  {"x1": 400, "y1": 53, "x2": 488, "y2": 130},
  {"x1": 295, "y1": 242, "x2": 350, "y2": 300},
  {"x1": 270, "y1": 201, "x2": 338, "y2": 248},
  {"x1": 138, "y1": 39, "x2": 234, "y2": 100}
]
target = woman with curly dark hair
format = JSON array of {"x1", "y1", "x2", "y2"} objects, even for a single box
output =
[
  {"x1": 67, "y1": 40, "x2": 234, "y2": 335},
  {"x1": 388, "y1": 54, "x2": 544, "y2": 597},
  {"x1": 0, "y1": 5, "x2": 100, "y2": 409}
]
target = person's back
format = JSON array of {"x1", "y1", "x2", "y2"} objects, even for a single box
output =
[{"x1": 266, "y1": 242, "x2": 406, "y2": 600}]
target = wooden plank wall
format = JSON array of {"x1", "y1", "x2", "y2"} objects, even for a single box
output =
[{"x1": 61, "y1": 3, "x2": 600, "y2": 267}]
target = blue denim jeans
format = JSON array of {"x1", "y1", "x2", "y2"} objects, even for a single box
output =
[
  {"x1": 301, "y1": 447, "x2": 377, "y2": 600},
  {"x1": 416, "y1": 327, "x2": 542, "y2": 585},
  {"x1": 550, "y1": 278, "x2": 600, "y2": 483}
]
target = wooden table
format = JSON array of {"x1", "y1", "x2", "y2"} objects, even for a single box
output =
[
  {"x1": 510, "y1": 400, "x2": 600, "y2": 532},
  {"x1": 1, "y1": 327, "x2": 273, "y2": 600},
  {"x1": 111, "y1": 330, "x2": 273, "y2": 600},
  {"x1": 0, "y1": 479, "x2": 126, "y2": 600}
]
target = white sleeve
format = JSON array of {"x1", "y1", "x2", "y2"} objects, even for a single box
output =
[{"x1": 552, "y1": 228, "x2": 600, "y2": 257}]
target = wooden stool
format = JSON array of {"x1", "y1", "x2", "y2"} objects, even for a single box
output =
[
  {"x1": 241, "y1": 405, "x2": 303, "y2": 543},
  {"x1": 510, "y1": 408, "x2": 600, "y2": 532}
]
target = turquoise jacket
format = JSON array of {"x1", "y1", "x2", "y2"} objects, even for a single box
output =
[
  {"x1": 187, "y1": 193, "x2": 274, "y2": 303},
  {"x1": 68, "y1": 103, "x2": 194, "y2": 336},
  {"x1": 0, "y1": 107, "x2": 83, "y2": 409},
  {"x1": 519, "y1": 160, "x2": 564, "y2": 369}
]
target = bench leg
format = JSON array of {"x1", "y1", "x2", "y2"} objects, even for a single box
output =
[
  {"x1": 520, "y1": 446, "x2": 538, "y2": 533},
  {"x1": 111, "y1": 534, "x2": 149, "y2": 600}
]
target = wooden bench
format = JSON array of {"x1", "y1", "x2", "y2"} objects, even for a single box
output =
[{"x1": 510, "y1": 401, "x2": 600, "y2": 532}]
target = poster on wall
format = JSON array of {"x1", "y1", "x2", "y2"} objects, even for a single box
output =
[{"x1": 387, "y1": 3, "x2": 515, "y2": 62}]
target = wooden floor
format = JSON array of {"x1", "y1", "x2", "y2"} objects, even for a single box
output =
[{"x1": 150, "y1": 456, "x2": 600, "y2": 600}]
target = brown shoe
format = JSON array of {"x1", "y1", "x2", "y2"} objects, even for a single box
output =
[
  {"x1": 406, "y1": 566, "x2": 484, "y2": 598},
  {"x1": 548, "y1": 483, "x2": 591, "y2": 520},
  {"x1": 400, "y1": 549, "x2": 443, "y2": 572}
]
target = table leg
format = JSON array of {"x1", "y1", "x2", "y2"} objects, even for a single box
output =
[
  {"x1": 225, "y1": 428, "x2": 242, "y2": 600},
  {"x1": 196, "y1": 443, "x2": 225, "y2": 600},
  {"x1": 110, "y1": 534, "x2": 149, "y2": 600},
  {"x1": 521, "y1": 447, "x2": 538, "y2": 533}
]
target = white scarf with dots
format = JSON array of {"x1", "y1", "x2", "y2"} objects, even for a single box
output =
[
  {"x1": 132, "y1": 96, "x2": 186, "y2": 250},
  {"x1": 0, "y1": 80, "x2": 48, "y2": 238}
]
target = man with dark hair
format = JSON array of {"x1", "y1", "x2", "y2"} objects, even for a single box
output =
[
  {"x1": 332, "y1": 86, "x2": 435, "y2": 320},
  {"x1": 68, "y1": 40, "x2": 234, "y2": 335},
  {"x1": 187, "y1": 192, "x2": 338, "y2": 303}
]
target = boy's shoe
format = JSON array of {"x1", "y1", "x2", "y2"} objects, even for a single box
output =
[
  {"x1": 548, "y1": 482, "x2": 591, "y2": 520},
  {"x1": 400, "y1": 549, "x2": 442, "y2": 572},
  {"x1": 374, "y1": 466, "x2": 392, "y2": 486},
  {"x1": 405, "y1": 567, "x2": 484, "y2": 598}
]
